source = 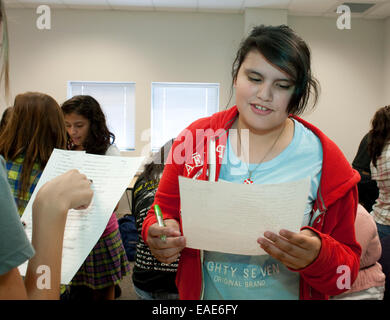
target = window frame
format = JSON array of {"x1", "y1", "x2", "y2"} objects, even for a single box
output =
[{"x1": 150, "y1": 81, "x2": 220, "y2": 152}]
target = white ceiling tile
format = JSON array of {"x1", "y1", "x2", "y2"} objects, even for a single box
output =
[
  {"x1": 111, "y1": 6, "x2": 154, "y2": 11},
  {"x1": 63, "y1": 0, "x2": 109, "y2": 5},
  {"x1": 3, "y1": 0, "x2": 25, "y2": 8},
  {"x1": 9, "y1": 0, "x2": 390, "y2": 17},
  {"x1": 154, "y1": 7, "x2": 197, "y2": 12},
  {"x1": 10, "y1": 0, "x2": 68, "y2": 8},
  {"x1": 67, "y1": 5, "x2": 110, "y2": 10},
  {"x1": 366, "y1": 1, "x2": 390, "y2": 17},
  {"x1": 288, "y1": 0, "x2": 338, "y2": 13},
  {"x1": 244, "y1": 0, "x2": 290, "y2": 9},
  {"x1": 197, "y1": 9, "x2": 242, "y2": 13},
  {"x1": 107, "y1": 0, "x2": 154, "y2": 6},
  {"x1": 198, "y1": 0, "x2": 244, "y2": 10},
  {"x1": 153, "y1": 0, "x2": 197, "y2": 8},
  {"x1": 16, "y1": 0, "x2": 63, "y2": 3}
]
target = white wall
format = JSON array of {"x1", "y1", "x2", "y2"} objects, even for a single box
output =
[
  {"x1": 244, "y1": 8, "x2": 288, "y2": 34},
  {"x1": 289, "y1": 16, "x2": 385, "y2": 161},
  {"x1": 4, "y1": 8, "x2": 389, "y2": 162},
  {"x1": 6, "y1": 9, "x2": 243, "y2": 156}
]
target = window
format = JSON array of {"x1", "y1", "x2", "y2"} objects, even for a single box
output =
[
  {"x1": 68, "y1": 81, "x2": 136, "y2": 150},
  {"x1": 151, "y1": 82, "x2": 219, "y2": 151}
]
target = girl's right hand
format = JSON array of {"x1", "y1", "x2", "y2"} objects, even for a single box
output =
[
  {"x1": 32, "y1": 169, "x2": 94, "y2": 220},
  {"x1": 147, "y1": 219, "x2": 186, "y2": 264}
]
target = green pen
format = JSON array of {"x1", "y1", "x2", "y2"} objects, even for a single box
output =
[{"x1": 154, "y1": 204, "x2": 166, "y2": 241}]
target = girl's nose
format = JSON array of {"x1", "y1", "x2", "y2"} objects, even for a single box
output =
[
  {"x1": 69, "y1": 126, "x2": 77, "y2": 135},
  {"x1": 256, "y1": 82, "x2": 273, "y2": 102}
]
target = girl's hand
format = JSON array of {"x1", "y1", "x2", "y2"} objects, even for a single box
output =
[
  {"x1": 257, "y1": 229, "x2": 321, "y2": 270},
  {"x1": 33, "y1": 169, "x2": 94, "y2": 220},
  {"x1": 147, "y1": 219, "x2": 186, "y2": 264}
]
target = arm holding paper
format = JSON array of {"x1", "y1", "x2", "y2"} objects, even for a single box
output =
[
  {"x1": 25, "y1": 169, "x2": 93, "y2": 299},
  {"x1": 0, "y1": 169, "x2": 93, "y2": 300}
]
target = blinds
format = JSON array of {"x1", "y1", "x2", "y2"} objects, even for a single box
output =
[
  {"x1": 151, "y1": 82, "x2": 219, "y2": 151},
  {"x1": 68, "y1": 81, "x2": 136, "y2": 150}
]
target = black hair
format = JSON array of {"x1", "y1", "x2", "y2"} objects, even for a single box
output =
[
  {"x1": 230, "y1": 24, "x2": 319, "y2": 115},
  {"x1": 138, "y1": 139, "x2": 174, "y2": 182}
]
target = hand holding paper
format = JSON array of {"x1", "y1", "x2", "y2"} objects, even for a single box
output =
[
  {"x1": 19, "y1": 149, "x2": 145, "y2": 284},
  {"x1": 258, "y1": 228, "x2": 321, "y2": 270},
  {"x1": 179, "y1": 176, "x2": 311, "y2": 256},
  {"x1": 32, "y1": 169, "x2": 93, "y2": 216}
]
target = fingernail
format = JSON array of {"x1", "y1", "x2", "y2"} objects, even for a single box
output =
[
  {"x1": 279, "y1": 229, "x2": 287, "y2": 236},
  {"x1": 264, "y1": 231, "x2": 272, "y2": 238}
]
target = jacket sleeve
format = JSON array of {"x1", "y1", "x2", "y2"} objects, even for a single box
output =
[{"x1": 298, "y1": 186, "x2": 362, "y2": 296}]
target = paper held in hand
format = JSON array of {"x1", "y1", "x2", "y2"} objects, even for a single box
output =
[
  {"x1": 18, "y1": 149, "x2": 144, "y2": 284},
  {"x1": 179, "y1": 176, "x2": 310, "y2": 256}
]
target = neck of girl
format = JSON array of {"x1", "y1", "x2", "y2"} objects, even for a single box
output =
[{"x1": 233, "y1": 117, "x2": 294, "y2": 164}]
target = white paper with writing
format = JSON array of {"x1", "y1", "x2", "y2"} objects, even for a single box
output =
[
  {"x1": 18, "y1": 149, "x2": 144, "y2": 284},
  {"x1": 179, "y1": 176, "x2": 311, "y2": 256}
]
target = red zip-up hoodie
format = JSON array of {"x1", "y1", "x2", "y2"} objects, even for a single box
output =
[{"x1": 142, "y1": 106, "x2": 361, "y2": 300}]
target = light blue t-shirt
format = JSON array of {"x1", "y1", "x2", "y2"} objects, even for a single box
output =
[{"x1": 203, "y1": 119, "x2": 323, "y2": 300}]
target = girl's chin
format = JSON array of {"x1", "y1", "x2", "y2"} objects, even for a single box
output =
[{"x1": 240, "y1": 116, "x2": 288, "y2": 134}]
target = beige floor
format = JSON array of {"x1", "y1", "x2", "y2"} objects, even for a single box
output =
[{"x1": 116, "y1": 261, "x2": 138, "y2": 300}]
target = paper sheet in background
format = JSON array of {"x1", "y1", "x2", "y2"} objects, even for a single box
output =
[
  {"x1": 18, "y1": 149, "x2": 144, "y2": 284},
  {"x1": 179, "y1": 176, "x2": 310, "y2": 256}
]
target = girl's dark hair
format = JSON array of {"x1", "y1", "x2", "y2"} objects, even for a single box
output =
[
  {"x1": 368, "y1": 105, "x2": 390, "y2": 168},
  {"x1": 138, "y1": 139, "x2": 174, "y2": 182},
  {"x1": 230, "y1": 24, "x2": 319, "y2": 115},
  {"x1": 61, "y1": 95, "x2": 115, "y2": 155}
]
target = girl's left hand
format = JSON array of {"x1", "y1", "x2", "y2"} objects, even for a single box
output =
[{"x1": 257, "y1": 229, "x2": 322, "y2": 270}]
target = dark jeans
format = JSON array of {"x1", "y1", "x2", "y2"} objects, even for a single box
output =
[
  {"x1": 134, "y1": 285, "x2": 179, "y2": 300},
  {"x1": 376, "y1": 222, "x2": 390, "y2": 240}
]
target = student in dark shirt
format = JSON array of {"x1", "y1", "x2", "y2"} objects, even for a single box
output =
[
  {"x1": 352, "y1": 132, "x2": 379, "y2": 212},
  {"x1": 132, "y1": 139, "x2": 179, "y2": 300}
]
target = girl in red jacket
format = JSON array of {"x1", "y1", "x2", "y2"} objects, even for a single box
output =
[{"x1": 142, "y1": 25, "x2": 361, "y2": 300}]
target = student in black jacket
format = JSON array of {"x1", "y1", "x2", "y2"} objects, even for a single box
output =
[{"x1": 132, "y1": 139, "x2": 179, "y2": 300}]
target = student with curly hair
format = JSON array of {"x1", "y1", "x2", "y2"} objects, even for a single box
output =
[{"x1": 61, "y1": 95, "x2": 130, "y2": 300}]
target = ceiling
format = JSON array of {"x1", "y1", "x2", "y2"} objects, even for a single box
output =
[{"x1": 4, "y1": 0, "x2": 390, "y2": 19}]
